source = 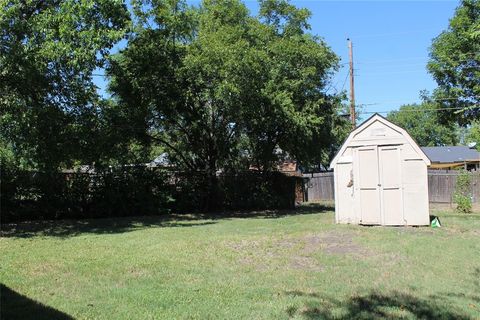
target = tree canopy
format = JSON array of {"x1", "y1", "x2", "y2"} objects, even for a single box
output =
[
  {"x1": 466, "y1": 120, "x2": 480, "y2": 150},
  {"x1": 427, "y1": 0, "x2": 480, "y2": 124},
  {"x1": 0, "y1": 0, "x2": 130, "y2": 171},
  {"x1": 387, "y1": 103, "x2": 458, "y2": 147},
  {"x1": 107, "y1": 0, "x2": 347, "y2": 176}
]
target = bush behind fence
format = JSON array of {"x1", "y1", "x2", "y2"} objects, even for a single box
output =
[{"x1": 1, "y1": 167, "x2": 300, "y2": 223}]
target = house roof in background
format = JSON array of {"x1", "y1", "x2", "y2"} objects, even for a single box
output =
[{"x1": 421, "y1": 146, "x2": 480, "y2": 163}]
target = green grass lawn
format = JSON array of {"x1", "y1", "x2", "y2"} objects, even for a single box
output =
[{"x1": 1, "y1": 205, "x2": 479, "y2": 319}]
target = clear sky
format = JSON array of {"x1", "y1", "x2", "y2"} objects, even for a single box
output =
[
  {"x1": 243, "y1": 0, "x2": 460, "y2": 121},
  {"x1": 95, "y1": 0, "x2": 460, "y2": 121}
]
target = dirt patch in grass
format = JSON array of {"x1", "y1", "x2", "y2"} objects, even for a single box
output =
[
  {"x1": 127, "y1": 268, "x2": 150, "y2": 279},
  {"x1": 291, "y1": 231, "x2": 374, "y2": 258},
  {"x1": 227, "y1": 239, "x2": 264, "y2": 251},
  {"x1": 289, "y1": 256, "x2": 324, "y2": 272},
  {"x1": 228, "y1": 231, "x2": 374, "y2": 271},
  {"x1": 27, "y1": 262, "x2": 64, "y2": 277},
  {"x1": 470, "y1": 229, "x2": 480, "y2": 237}
]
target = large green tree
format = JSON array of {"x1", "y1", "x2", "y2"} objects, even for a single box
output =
[
  {"x1": 107, "y1": 0, "x2": 345, "y2": 182},
  {"x1": 0, "y1": 0, "x2": 130, "y2": 171},
  {"x1": 427, "y1": 0, "x2": 480, "y2": 124},
  {"x1": 466, "y1": 120, "x2": 480, "y2": 150},
  {"x1": 387, "y1": 103, "x2": 458, "y2": 146}
]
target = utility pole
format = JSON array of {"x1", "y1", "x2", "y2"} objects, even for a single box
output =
[{"x1": 347, "y1": 38, "x2": 356, "y2": 129}]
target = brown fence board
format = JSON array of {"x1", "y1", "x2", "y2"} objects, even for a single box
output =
[
  {"x1": 303, "y1": 172, "x2": 334, "y2": 201},
  {"x1": 304, "y1": 171, "x2": 479, "y2": 203}
]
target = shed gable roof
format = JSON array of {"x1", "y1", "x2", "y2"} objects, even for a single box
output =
[{"x1": 330, "y1": 114, "x2": 431, "y2": 169}]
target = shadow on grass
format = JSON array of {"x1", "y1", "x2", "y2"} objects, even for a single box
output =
[
  {"x1": 205, "y1": 202, "x2": 333, "y2": 219},
  {"x1": 285, "y1": 290, "x2": 474, "y2": 319},
  {"x1": 0, "y1": 216, "x2": 218, "y2": 238},
  {"x1": 0, "y1": 203, "x2": 331, "y2": 239},
  {"x1": 432, "y1": 267, "x2": 480, "y2": 305},
  {"x1": 1, "y1": 284, "x2": 73, "y2": 320}
]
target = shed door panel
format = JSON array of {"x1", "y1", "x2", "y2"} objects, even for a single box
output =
[
  {"x1": 358, "y1": 148, "x2": 378, "y2": 189},
  {"x1": 357, "y1": 147, "x2": 381, "y2": 224},
  {"x1": 379, "y1": 147, "x2": 404, "y2": 225}
]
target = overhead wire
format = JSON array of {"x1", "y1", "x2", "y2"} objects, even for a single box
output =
[
  {"x1": 357, "y1": 96, "x2": 480, "y2": 110},
  {"x1": 357, "y1": 70, "x2": 427, "y2": 76},
  {"x1": 340, "y1": 69, "x2": 350, "y2": 92},
  {"x1": 350, "y1": 28, "x2": 442, "y2": 39},
  {"x1": 358, "y1": 96, "x2": 480, "y2": 106},
  {"x1": 359, "y1": 105, "x2": 479, "y2": 115}
]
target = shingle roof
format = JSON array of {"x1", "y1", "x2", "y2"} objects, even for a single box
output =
[{"x1": 420, "y1": 146, "x2": 480, "y2": 163}]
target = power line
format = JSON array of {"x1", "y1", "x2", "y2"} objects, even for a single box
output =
[
  {"x1": 340, "y1": 69, "x2": 349, "y2": 92},
  {"x1": 351, "y1": 28, "x2": 441, "y2": 39},
  {"x1": 358, "y1": 70, "x2": 427, "y2": 76},
  {"x1": 357, "y1": 53, "x2": 478, "y2": 65},
  {"x1": 360, "y1": 105, "x2": 479, "y2": 115},
  {"x1": 357, "y1": 57, "x2": 428, "y2": 64},
  {"x1": 359, "y1": 96, "x2": 480, "y2": 106},
  {"x1": 360, "y1": 62, "x2": 428, "y2": 69},
  {"x1": 69, "y1": 105, "x2": 479, "y2": 131}
]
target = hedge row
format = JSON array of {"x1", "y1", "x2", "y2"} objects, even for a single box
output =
[{"x1": 1, "y1": 167, "x2": 301, "y2": 222}]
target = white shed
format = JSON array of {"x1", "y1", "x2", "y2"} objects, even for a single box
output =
[{"x1": 329, "y1": 114, "x2": 431, "y2": 226}]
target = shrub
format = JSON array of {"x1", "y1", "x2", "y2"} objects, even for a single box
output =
[
  {"x1": 1, "y1": 167, "x2": 300, "y2": 222},
  {"x1": 454, "y1": 170, "x2": 472, "y2": 213},
  {"x1": 0, "y1": 167, "x2": 174, "y2": 222}
]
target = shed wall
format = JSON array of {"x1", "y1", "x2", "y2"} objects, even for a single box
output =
[
  {"x1": 332, "y1": 117, "x2": 430, "y2": 226},
  {"x1": 402, "y1": 160, "x2": 430, "y2": 225},
  {"x1": 334, "y1": 147, "x2": 356, "y2": 223},
  {"x1": 334, "y1": 161, "x2": 355, "y2": 223}
]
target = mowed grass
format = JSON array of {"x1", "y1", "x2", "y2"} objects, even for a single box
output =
[{"x1": 1, "y1": 205, "x2": 479, "y2": 319}]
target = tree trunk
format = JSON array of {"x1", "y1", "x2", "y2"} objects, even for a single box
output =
[{"x1": 205, "y1": 168, "x2": 218, "y2": 212}]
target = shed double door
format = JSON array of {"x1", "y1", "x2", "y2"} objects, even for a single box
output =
[{"x1": 356, "y1": 145, "x2": 404, "y2": 225}]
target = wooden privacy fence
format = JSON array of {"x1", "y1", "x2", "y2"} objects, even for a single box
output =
[
  {"x1": 303, "y1": 172, "x2": 335, "y2": 202},
  {"x1": 303, "y1": 170, "x2": 480, "y2": 203},
  {"x1": 428, "y1": 170, "x2": 479, "y2": 203}
]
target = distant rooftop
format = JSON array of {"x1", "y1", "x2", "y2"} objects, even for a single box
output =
[{"x1": 421, "y1": 146, "x2": 480, "y2": 163}]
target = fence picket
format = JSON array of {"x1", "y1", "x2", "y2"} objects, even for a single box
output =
[{"x1": 303, "y1": 171, "x2": 480, "y2": 203}]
